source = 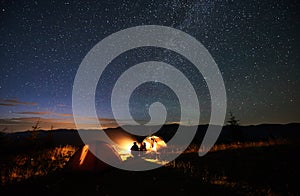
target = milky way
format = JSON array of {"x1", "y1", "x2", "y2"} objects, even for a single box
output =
[{"x1": 0, "y1": 0, "x2": 299, "y2": 131}]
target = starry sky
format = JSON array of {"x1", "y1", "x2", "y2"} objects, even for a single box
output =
[{"x1": 0, "y1": 0, "x2": 299, "y2": 132}]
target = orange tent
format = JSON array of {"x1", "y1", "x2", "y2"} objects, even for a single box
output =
[
  {"x1": 66, "y1": 141, "x2": 122, "y2": 173},
  {"x1": 142, "y1": 135, "x2": 167, "y2": 151}
]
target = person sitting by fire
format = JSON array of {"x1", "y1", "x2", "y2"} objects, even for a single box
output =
[
  {"x1": 150, "y1": 138, "x2": 156, "y2": 148},
  {"x1": 139, "y1": 142, "x2": 147, "y2": 151},
  {"x1": 130, "y1": 142, "x2": 139, "y2": 157}
]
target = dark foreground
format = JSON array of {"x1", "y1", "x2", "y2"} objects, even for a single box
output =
[{"x1": 1, "y1": 143, "x2": 299, "y2": 196}]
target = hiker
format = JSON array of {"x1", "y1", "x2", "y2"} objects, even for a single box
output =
[{"x1": 130, "y1": 142, "x2": 139, "y2": 157}]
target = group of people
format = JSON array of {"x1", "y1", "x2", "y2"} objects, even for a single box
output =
[
  {"x1": 130, "y1": 141, "x2": 147, "y2": 152},
  {"x1": 130, "y1": 141, "x2": 148, "y2": 157}
]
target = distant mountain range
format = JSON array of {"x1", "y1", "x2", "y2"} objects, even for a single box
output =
[{"x1": 1, "y1": 123, "x2": 299, "y2": 154}]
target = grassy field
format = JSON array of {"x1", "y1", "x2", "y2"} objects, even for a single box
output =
[
  {"x1": 1, "y1": 139, "x2": 299, "y2": 195},
  {"x1": 0, "y1": 145, "x2": 78, "y2": 186}
]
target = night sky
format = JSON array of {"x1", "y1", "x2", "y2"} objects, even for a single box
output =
[{"x1": 0, "y1": 0, "x2": 299, "y2": 132}]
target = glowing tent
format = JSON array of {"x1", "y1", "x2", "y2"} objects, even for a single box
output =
[
  {"x1": 66, "y1": 141, "x2": 122, "y2": 173},
  {"x1": 142, "y1": 135, "x2": 167, "y2": 151}
]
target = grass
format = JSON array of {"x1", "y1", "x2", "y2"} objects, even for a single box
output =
[
  {"x1": 0, "y1": 145, "x2": 77, "y2": 186},
  {"x1": 186, "y1": 138, "x2": 289, "y2": 153},
  {"x1": 0, "y1": 139, "x2": 299, "y2": 195},
  {"x1": 177, "y1": 142, "x2": 299, "y2": 195}
]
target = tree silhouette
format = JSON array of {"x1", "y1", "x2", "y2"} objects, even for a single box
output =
[
  {"x1": 227, "y1": 112, "x2": 242, "y2": 142},
  {"x1": 30, "y1": 119, "x2": 41, "y2": 141},
  {"x1": 227, "y1": 112, "x2": 240, "y2": 126}
]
